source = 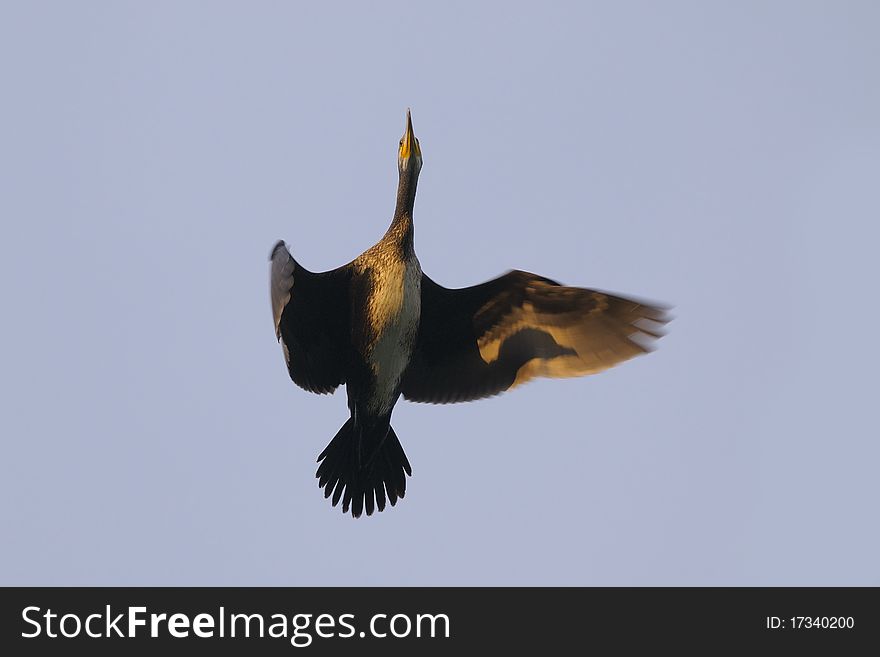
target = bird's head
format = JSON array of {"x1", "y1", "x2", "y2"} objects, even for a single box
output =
[{"x1": 397, "y1": 109, "x2": 422, "y2": 175}]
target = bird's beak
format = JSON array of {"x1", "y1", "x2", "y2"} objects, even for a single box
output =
[{"x1": 400, "y1": 109, "x2": 420, "y2": 160}]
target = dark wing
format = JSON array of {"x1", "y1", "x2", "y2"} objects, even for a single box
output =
[
  {"x1": 270, "y1": 240, "x2": 352, "y2": 394},
  {"x1": 401, "y1": 271, "x2": 669, "y2": 403}
]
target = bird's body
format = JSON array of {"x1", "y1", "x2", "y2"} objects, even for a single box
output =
[
  {"x1": 271, "y1": 110, "x2": 669, "y2": 517},
  {"x1": 350, "y1": 219, "x2": 422, "y2": 418}
]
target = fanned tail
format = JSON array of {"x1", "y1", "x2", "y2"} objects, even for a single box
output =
[{"x1": 315, "y1": 418, "x2": 412, "y2": 518}]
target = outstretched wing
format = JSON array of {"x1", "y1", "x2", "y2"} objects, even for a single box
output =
[
  {"x1": 270, "y1": 240, "x2": 353, "y2": 394},
  {"x1": 401, "y1": 271, "x2": 669, "y2": 403}
]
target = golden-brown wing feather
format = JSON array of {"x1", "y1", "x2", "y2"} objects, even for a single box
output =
[{"x1": 400, "y1": 271, "x2": 669, "y2": 403}]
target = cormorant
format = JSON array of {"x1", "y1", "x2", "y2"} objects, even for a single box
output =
[{"x1": 270, "y1": 110, "x2": 668, "y2": 517}]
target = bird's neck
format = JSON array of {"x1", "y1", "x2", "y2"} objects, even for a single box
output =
[
  {"x1": 386, "y1": 168, "x2": 419, "y2": 257},
  {"x1": 393, "y1": 166, "x2": 419, "y2": 218},
  {"x1": 384, "y1": 213, "x2": 414, "y2": 259}
]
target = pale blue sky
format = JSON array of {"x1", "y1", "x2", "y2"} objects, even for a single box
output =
[{"x1": 1, "y1": 1, "x2": 878, "y2": 585}]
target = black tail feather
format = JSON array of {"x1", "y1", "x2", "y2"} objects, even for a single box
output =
[{"x1": 315, "y1": 418, "x2": 412, "y2": 518}]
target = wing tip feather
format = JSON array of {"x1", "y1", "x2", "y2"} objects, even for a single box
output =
[{"x1": 270, "y1": 239, "x2": 287, "y2": 260}]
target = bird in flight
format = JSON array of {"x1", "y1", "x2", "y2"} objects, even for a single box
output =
[{"x1": 270, "y1": 110, "x2": 668, "y2": 517}]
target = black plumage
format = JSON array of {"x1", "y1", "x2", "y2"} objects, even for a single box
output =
[{"x1": 270, "y1": 110, "x2": 669, "y2": 517}]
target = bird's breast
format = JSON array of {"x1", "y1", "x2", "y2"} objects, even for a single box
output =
[{"x1": 360, "y1": 256, "x2": 421, "y2": 414}]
